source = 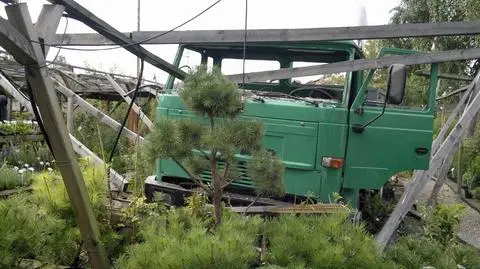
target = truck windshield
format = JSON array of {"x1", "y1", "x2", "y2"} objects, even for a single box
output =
[{"x1": 168, "y1": 43, "x2": 356, "y2": 104}]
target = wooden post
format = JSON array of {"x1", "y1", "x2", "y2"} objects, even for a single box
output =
[
  {"x1": 5, "y1": 3, "x2": 110, "y2": 268},
  {"x1": 458, "y1": 142, "x2": 463, "y2": 196},
  {"x1": 428, "y1": 143, "x2": 458, "y2": 204},
  {"x1": 66, "y1": 96, "x2": 73, "y2": 133}
]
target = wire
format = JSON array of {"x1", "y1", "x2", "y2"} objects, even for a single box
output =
[
  {"x1": 0, "y1": 68, "x2": 31, "y2": 102},
  {"x1": 242, "y1": 0, "x2": 248, "y2": 87},
  {"x1": 25, "y1": 79, "x2": 56, "y2": 159},
  {"x1": 33, "y1": 0, "x2": 223, "y2": 52},
  {"x1": 33, "y1": 17, "x2": 69, "y2": 70},
  {"x1": 108, "y1": 59, "x2": 144, "y2": 163},
  {"x1": 43, "y1": 17, "x2": 69, "y2": 68}
]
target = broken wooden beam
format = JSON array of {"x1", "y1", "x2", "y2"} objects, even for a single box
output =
[
  {"x1": 52, "y1": 21, "x2": 480, "y2": 46},
  {"x1": 47, "y1": 0, "x2": 186, "y2": 80},
  {"x1": 5, "y1": 3, "x2": 110, "y2": 267},
  {"x1": 106, "y1": 75, "x2": 154, "y2": 131},
  {"x1": 376, "y1": 73, "x2": 480, "y2": 251},
  {"x1": 52, "y1": 77, "x2": 145, "y2": 143},
  {"x1": 227, "y1": 48, "x2": 480, "y2": 83}
]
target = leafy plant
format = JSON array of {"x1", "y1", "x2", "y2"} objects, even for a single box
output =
[
  {"x1": 0, "y1": 121, "x2": 37, "y2": 135},
  {"x1": 423, "y1": 203, "x2": 466, "y2": 246},
  {"x1": 31, "y1": 158, "x2": 110, "y2": 224},
  {"x1": 472, "y1": 187, "x2": 480, "y2": 199},
  {"x1": 0, "y1": 164, "x2": 31, "y2": 191},
  {"x1": 360, "y1": 191, "x2": 395, "y2": 234},
  {"x1": 145, "y1": 65, "x2": 285, "y2": 227},
  {"x1": 31, "y1": 158, "x2": 123, "y2": 259}
]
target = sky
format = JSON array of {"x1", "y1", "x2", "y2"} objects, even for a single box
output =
[{"x1": 1, "y1": 0, "x2": 401, "y2": 83}]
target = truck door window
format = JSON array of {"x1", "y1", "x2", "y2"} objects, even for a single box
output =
[{"x1": 366, "y1": 64, "x2": 430, "y2": 110}]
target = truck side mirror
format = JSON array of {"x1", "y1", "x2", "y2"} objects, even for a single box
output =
[{"x1": 386, "y1": 64, "x2": 407, "y2": 105}]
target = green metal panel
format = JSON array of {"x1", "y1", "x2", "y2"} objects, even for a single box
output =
[
  {"x1": 156, "y1": 93, "x2": 349, "y2": 201},
  {"x1": 343, "y1": 52, "x2": 438, "y2": 190}
]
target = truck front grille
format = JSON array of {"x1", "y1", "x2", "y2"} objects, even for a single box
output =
[{"x1": 200, "y1": 161, "x2": 252, "y2": 186}]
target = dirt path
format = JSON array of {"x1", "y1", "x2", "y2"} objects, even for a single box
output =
[{"x1": 417, "y1": 180, "x2": 480, "y2": 249}]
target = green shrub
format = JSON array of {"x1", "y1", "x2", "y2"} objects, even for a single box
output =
[
  {"x1": 116, "y1": 207, "x2": 262, "y2": 269},
  {"x1": 31, "y1": 158, "x2": 109, "y2": 224},
  {"x1": 0, "y1": 194, "x2": 81, "y2": 268},
  {"x1": 423, "y1": 203, "x2": 465, "y2": 246},
  {"x1": 387, "y1": 236, "x2": 480, "y2": 269},
  {"x1": 4, "y1": 141, "x2": 54, "y2": 170},
  {"x1": 472, "y1": 187, "x2": 480, "y2": 199},
  {"x1": 0, "y1": 164, "x2": 31, "y2": 191},
  {"x1": 31, "y1": 158, "x2": 123, "y2": 259},
  {"x1": 360, "y1": 191, "x2": 395, "y2": 234},
  {"x1": 263, "y1": 212, "x2": 393, "y2": 269}
]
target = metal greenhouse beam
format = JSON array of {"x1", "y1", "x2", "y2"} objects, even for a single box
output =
[
  {"x1": 3, "y1": 3, "x2": 110, "y2": 268},
  {"x1": 227, "y1": 48, "x2": 480, "y2": 83},
  {"x1": 46, "y1": 0, "x2": 187, "y2": 80},
  {"x1": 52, "y1": 20, "x2": 480, "y2": 46}
]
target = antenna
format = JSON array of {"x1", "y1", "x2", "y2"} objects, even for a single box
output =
[{"x1": 355, "y1": 0, "x2": 367, "y2": 49}]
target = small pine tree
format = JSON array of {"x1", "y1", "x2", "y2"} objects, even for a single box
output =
[{"x1": 146, "y1": 65, "x2": 285, "y2": 227}]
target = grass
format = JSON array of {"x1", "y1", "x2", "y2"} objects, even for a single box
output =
[{"x1": 0, "y1": 164, "x2": 31, "y2": 191}]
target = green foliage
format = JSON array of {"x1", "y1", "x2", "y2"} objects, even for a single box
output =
[
  {"x1": 0, "y1": 164, "x2": 31, "y2": 191},
  {"x1": 120, "y1": 195, "x2": 166, "y2": 233},
  {"x1": 0, "y1": 121, "x2": 37, "y2": 135},
  {"x1": 248, "y1": 149, "x2": 285, "y2": 197},
  {"x1": 116, "y1": 207, "x2": 262, "y2": 269},
  {"x1": 472, "y1": 187, "x2": 480, "y2": 199},
  {"x1": 4, "y1": 141, "x2": 54, "y2": 169},
  {"x1": 73, "y1": 104, "x2": 134, "y2": 174},
  {"x1": 181, "y1": 65, "x2": 242, "y2": 118},
  {"x1": 31, "y1": 159, "x2": 110, "y2": 224},
  {"x1": 387, "y1": 236, "x2": 480, "y2": 269},
  {"x1": 264, "y1": 212, "x2": 393, "y2": 269},
  {"x1": 423, "y1": 203, "x2": 466, "y2": 245},
  {"x1": 0, "y1": 195, "x2": 80, "y2": 267},
  {"x1": 147, "y1": 65, "x2": 285, "y2": 226},
  {"x1": 385, "y1": 0, "x2": 479, "y2": 103},
  {"x1": 459, "y1": 130, "x2": 480, "y2": 197},
  {"x1": 185, "y1": 191, "x2": 214, "y2": 223},
  {"x1": 11, "y1": 111, "x2": 31, "y2": 120},
  {"x1": 360, "y1": 192, "x2": 395, "y2": 234},
  {"x1": 30, "y1": 158, "x2": 123, "y2": 260}
]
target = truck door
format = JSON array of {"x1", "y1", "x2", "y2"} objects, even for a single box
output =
[{"x1": 343, "y1": 55, "x2": 438, "y2": 192}]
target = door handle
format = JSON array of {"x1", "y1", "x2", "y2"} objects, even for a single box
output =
[{"x1": 415, "y1": 147, "x2": 429, "y2": 155}]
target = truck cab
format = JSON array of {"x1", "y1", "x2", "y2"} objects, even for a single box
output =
[{"x1": 152, "y1": 41, "x2": 438, "y2": 207}]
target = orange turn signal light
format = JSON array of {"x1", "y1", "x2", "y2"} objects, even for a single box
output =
[{"x1": 322, "y1": 157, "x2": 344, "y2": 169}]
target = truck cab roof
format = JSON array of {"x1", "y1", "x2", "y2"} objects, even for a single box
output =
[{"x1": 180, "y1": 40, "x2": 363, "y2": 62}]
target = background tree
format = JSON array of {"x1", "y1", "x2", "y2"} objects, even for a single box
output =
[
  {"x1": 145, "y1": 65, "x2": 285, "y2": 227},
  {"x1": 383, "y1": 0, "x2": 480, "y2": 99}
]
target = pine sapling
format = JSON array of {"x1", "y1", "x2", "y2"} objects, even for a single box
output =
[{"x1": 146, "y1": 65, "x2": 285, "y2": 227}]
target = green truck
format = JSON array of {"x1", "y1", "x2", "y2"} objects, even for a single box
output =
[{"x1": 146, "y1": 40, "x2": 438, "y2": 208}]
